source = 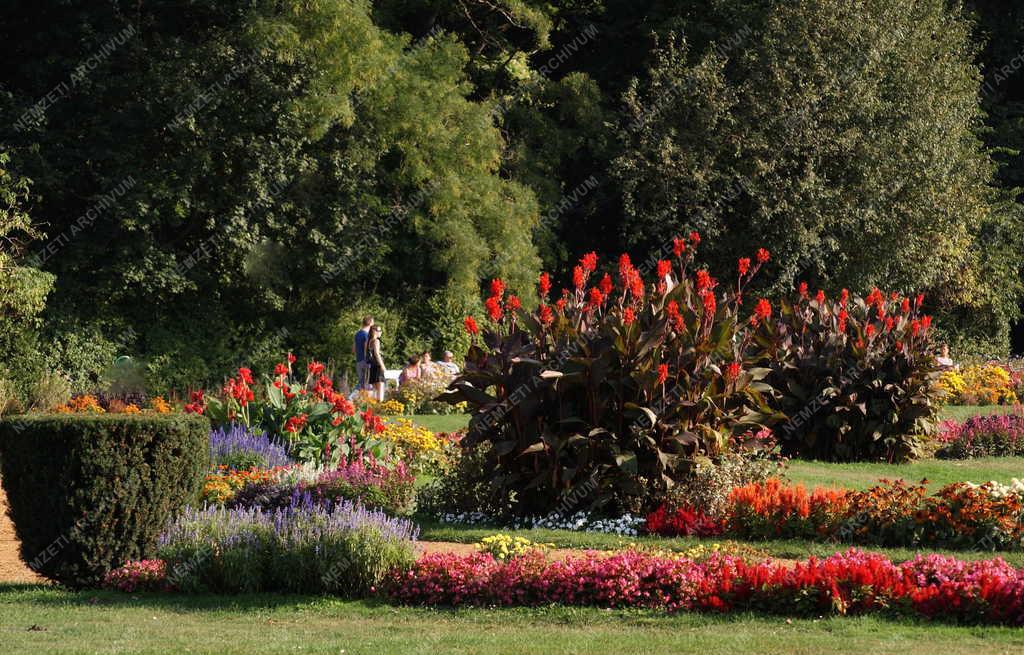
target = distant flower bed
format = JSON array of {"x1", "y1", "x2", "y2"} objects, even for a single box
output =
[
  {"x1": 937, "y1": 411, "x2": 1024, "y2": 458},
  {"x1": 939, "y1": 364, "x2": 1023, "y2": 406},
  {"x1": 386, "y1": 548, "x2": 1024, "y2": 624}
]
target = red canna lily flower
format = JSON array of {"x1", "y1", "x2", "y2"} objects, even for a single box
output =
[
  {"x1": 689, "y1": 231, "x2": 700, "y2": 245},
  {"x1": 538, "y1": 272, "x2": 551, "y2": 298},
  {"x1": 724, "y1": 362, "x2": 741, "y2": 382},
  {"x1": 581, "y1": 251, "x2": 598, "y2": 273},
  {"x1": 489, "y1": 278, "x2": 506, "y2": 298},
  {"x1": 506, "y1": 295, "x2": 522, "y2": 312},
  {"x1": 485, "y1": 296, "x2": 503, "y2": 321},
  {"x1": 274, "y1": 363, "x2": 288, "y2": 376},
  {"x1": 538, "y1": 304, "x2": 554, "y2": 326},
  {"x1": 657, "y1": 259, "x2": 672, "y2": 280},
  {"x1": 623, "y1": 307, "x2": 636, "y2": 325},
  {"x1": 753, "y1": 298, "x2": 771, "y2": 323},
  {"x1": 657, "y1": 363, "x2": 668, "y2": 385},
  {"x1": 599, "y1": 273, "x2": 614, "y2": 296},
  {"x1": 573, "y1": 265, "x2": 585, "y2": 290},
  {"x1": 756, "y1": 248, "x2": 770, "y2": 264},
  {"x1": 673, "y1": 237, "x2": 686, "y2": 257},
  {"x1": 815, "y1": 290, "x2": 825, "y2": 304},
  {"x1": 464, "y1": 315, "x2": 479, "y2": 335},
  {"x1": 738, "y1": 258, "x2": 750, "y2": 277}
]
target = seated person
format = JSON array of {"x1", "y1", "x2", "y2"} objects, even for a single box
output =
[
  {"x1": 398, "y1": 355, "x2": 421, "y2": 386},
  {"x1": 438, "y1": 350, "x2": 460, "y2": 376}
]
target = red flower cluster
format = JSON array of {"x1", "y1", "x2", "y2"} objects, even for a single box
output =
[
  {"x1": 645, "y1": 504, "x2": 724, "y2": 537},
  {"x1": 387, "y1": 548, "x2": 1024, "y2": 624}
]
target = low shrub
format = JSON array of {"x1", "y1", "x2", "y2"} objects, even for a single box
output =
[
  {"x1": 937, "y1": 412, "x2": 1024, "y2": 458},
  {"x1": 209, "y1": 424, "x2": 293, "y2": 470},
  {"x1": 156, "y1": 499, "x2": 418, "y2": 595},
  {"x1": 764, "y1": 288, "x2": 942, "y2": 462},
  {"x1": 390, "y1": 373, "x2": 457, "y2": 414},
  {"x1": 26, "y1": 371, "x2": 71, "y2": 411},
  {"x1": 417, "y1": 442, "x2": 517, "y2": 521},
  {"x1": 0, "y1": 377, "x2": 18, "y2": 416},
  {"x1": 661, "y1": 442, "x2": 784, "y2": 519},
  {"x1": 386, "y1": 548, "x2": 1024, "y2": 624},
  {"x1": 476, "y1": 534, "x2": 552, "y2": 561},
  {"x1": 0, "y1": 413, "x2": 209, "y2": 587}
]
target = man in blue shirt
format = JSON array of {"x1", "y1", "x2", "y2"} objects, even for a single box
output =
[{"x1": 353, "y1": 315, "x2": 374, "y2": 390}]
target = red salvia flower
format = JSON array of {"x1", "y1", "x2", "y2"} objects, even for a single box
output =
[
  {"x1": 738, "y1": 257, "x2": 750, "y2": 276},
  {"x1": 464, "y1": 315, "x2": 479, "y2": 335}
]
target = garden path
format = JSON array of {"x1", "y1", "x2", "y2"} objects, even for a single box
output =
[{"x1": 0, "y1": 487, "x2": 45, "y2": 583}]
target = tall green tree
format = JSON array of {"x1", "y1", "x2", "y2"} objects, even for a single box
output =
[
  {"x1": 615, "y1": 0, "x2": 1018, "y2": 352},
  {"x1": 0, "y1": 0, "x2": 539, "y2": 387}
]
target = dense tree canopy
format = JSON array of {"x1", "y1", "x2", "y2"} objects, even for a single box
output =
[{"x1": 1, "y1": 0, "x2": 1023, "y2": 391}]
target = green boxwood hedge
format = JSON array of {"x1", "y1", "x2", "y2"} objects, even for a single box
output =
[{"x1": 0, "y1": 413, "x2": 209, "y2": 587}]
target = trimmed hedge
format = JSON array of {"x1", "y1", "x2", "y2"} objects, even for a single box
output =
[{"x1": 0, "y1": 413, "x2": 209, "y2": 587}]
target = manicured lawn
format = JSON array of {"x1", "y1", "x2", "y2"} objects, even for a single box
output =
[
  {"x1": 939, "y1": 404, "x2": 1017, "y2": 422},
  {"x1": 407, "y1": 414, "x2": 469, "y2": 433},
  {"x1": 2, "y1": 585, "x2": 1023, "y2": 654},
  {"x1": 785, "y1": 457, "x2": 1024, "y2": 490}
]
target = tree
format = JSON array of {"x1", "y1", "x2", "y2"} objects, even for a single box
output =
[
  {"x1": 0, "y1": 0, "x2": 539, "y2": 387},
  {"x1": 615, "y1": 0, "x2": 1018, "y2": 352}
]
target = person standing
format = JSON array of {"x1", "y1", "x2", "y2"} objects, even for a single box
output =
[
  {"x1": 353, "y1": 315, "x2": 374, "y2": 390},
  {"x1": 366, "y1": 324, "x2": 387, "y2": 402}
]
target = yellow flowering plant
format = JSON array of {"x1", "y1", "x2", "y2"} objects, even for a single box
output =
[
  {"x1": 476, "y1": 534, "x2": 553, "y2": 561},
  {"x1": 380, "y1": 418, "x2": 442, "y2": 465}
]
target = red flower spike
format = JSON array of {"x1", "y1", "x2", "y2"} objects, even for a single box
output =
[
  {"x1": 464, "y1": 315, "x2": 479, "y2": 335},
  {"x1": 673, "y1": 237, "x2": 686, "y2": 257},
  {"x1": 656, "y1": 364, "x2": 668, "y2": 385},
  {"x1": 756, "y1": 248, "x2": 770, "y2": 264},
  {"x1": 657, "y1": 260, "x2": 672, "y2": 280},
  {"x1": 738, "y1": 258, "x2": 750, "y2": 277},
  {"x1": 581, "y1": 251, "x2": 598, "y2": 273},
  {"x1": 538, "y1": 272, "x2": 551, "y2": 298},
  {"x1": 623, "y1": 307, "x2": 636, "y2": 325},
  {"x1": 489, "y1": 278, "x2": 506, "y2": 298},
  {"x1": 573, "y1": 265, "x2": 585, "y2": 290},
  {"x1": 599, "y1": 273, "x2": 613, "y2": 296}
]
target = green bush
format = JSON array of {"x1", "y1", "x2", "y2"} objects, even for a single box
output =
[
  {"x1": 0, "y1": 413, "x2": 209, "y2": 587},
  {"x1": 0, "y1": 378, "x2": 19, "y2": 417},
  {"x1": 26, "y1": 371, "x2": 71, "y2": 411}
]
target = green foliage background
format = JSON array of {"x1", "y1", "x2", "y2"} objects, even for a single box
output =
[{"x1": 1, "y1": 0, "x2": 1023, "y2": 390}]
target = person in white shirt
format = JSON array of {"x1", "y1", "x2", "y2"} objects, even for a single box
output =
[{"x1": 438, "y1": 350, "x2": 460, "y2": 376}]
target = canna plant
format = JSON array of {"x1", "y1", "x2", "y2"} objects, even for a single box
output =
[
  {"x1": 186, "y1": 357, "x2": 391, "y2": 467},
  {"x1": 441, "y1": 235, "x2": 782, "y2": 516},
  {"x1": 757, "y1": 287, "x2": 943, "y2": 462}
]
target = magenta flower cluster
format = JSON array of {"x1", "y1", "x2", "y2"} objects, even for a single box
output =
[
  {"x1": 102, "y1": 559, "x2": 169, "y2": 593},
  {"x1": 387, "y1": 548, "x2": 1024, "y2": 624},
  {"x1": 938, "y1": 412, "x2": 1024, "y2": 458}
]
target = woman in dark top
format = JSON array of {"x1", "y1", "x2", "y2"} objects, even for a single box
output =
[{"x1": 365, "y1": 325, "x2": 386, "y2": 401}]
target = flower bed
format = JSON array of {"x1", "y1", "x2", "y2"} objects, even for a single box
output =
[
  {"x1": 153, "y1": 499, "x2": 418, "y2": 595},
  {"x1": 647, "y1": 478, "x2": 1024, "y2": 550},
  {"x1": 386, "y1": 548, "x2": 1024, "y2": 624},
  {"x1": 937, "y1": 411, "x2": 1024, "y2": 458}
]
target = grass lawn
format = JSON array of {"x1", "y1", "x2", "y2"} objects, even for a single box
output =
[
  {"x1": 785, "y1": 457, "x2": 1024, "y2": 490},
  {"x1": 2, "y1": 585, "x2": 1023, "y2": 655},
  {"x1": 939, "y1": 404, "x2": 1017, "y2": 422},
  {"x1": 406, "y1": 414, "x2": 469, "y2": 433}
]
